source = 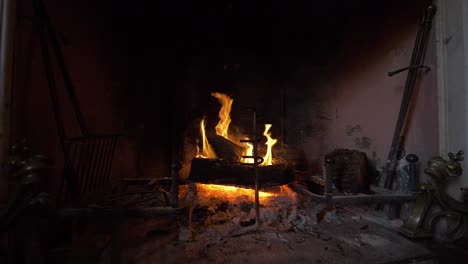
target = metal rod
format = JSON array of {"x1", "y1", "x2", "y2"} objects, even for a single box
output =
[
  {"x1": 383, "y1": 4, "x2": 436, "y2": 189},
  {"x1": 82, "y1": 138, "x2": 97, "y2": 196},
  {"x1": 101, "y1": 138, "x2": 115, "y2": 189},
  {"x1": 89, "y1": 138, "x2": 101, "y2": 192},
  {"x1": 35, "y1": 0, "x2": 79, "y2": 201},
  {"x1": 98, "y1": 138, "x2": 112, "y2": 191},
  {"x1": 92, "y1": 138, "x2": 106, "y2": 191},
  {"x1": 36, "y1": 0, "x2": 89, "y2": 136},
  {"x1": 252, "y1": 110, "x2": 260, "y2": 226},
  {"x1": 94, "y1": 139, "x2": 105, "y2": 191},
  {"x1": 73, "y1": 142, "x2": 86, "y2": 199},
  {"x1": 104, "y1": 137, "x2": 118, "y2": 186},
  {"x1": 99, "y1": 138, "x2": 113, "y2": 191},
  {"x1": 35, "y1": 0, "x2": 66, "y2": 159},
  {"x1": 387, "y1": 65, "x2": 430, "y2": 77},
  {"x1": 67, "y1": 143, "x2": 79, "y2": 195}
]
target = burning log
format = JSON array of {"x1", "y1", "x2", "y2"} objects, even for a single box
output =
[
  {"x1": 206, "y1": 132, "x2": 244, "y2": 161},
  {"x1": 188, "y1": 158, "x2": 295, "y2": 188}
]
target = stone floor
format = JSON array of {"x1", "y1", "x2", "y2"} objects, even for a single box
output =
[{"x1": 103, "y1": 202, "x2": 467, "y2": 264}]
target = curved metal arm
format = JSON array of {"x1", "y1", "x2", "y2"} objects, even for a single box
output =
[{"x1": 388, "y1": 65, "x2": 431, "y2": 77}]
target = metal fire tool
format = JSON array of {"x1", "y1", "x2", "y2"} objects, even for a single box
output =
[
  {"x1": 381, "y1": 3, "x2": 436, "y2": 190},
  {"x1": 240, "y1": 109, "x2": 264, "y2": 227}
]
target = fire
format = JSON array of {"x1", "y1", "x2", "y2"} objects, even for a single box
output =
[
  {"x1": 196, "y1": 118, "x2": 217, "y2": 159},
  {"x1": 241, "y1": 138, "x2": 254, "y2": 164},
  {"x1": 195, "y1": 183, "x2": 274, "y2": 203},
  {"x1": 261, "y1": 124, "x2": 277, "y2": 166},
  {"x1": 211, "y1": 92, "x2": 233, "y2": 140},
  {"x1": 196, "y1": 93, "x2": 278, "y2": 166}
]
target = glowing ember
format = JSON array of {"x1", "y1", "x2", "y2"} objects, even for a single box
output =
[
  {"x1": 261, "y1": 124, "x2": 277, "y2": 166},
  {"x1": 211, "y1": 92, "x2": 233, "y2": 140},
  {"x1": 241, "y1": 138, "x2": 254, "y2": 164},
  {"x1": 195, "y1": 183, "x2": 274, "y2": 203},
  {"x1": 183, "y1": 183, "x2": 297, "y2": 205},
  {"x1": 196, "y1": 118, "x2": 217, "y2": 159}
]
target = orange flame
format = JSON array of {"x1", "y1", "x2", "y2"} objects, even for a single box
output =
[
  {"x1": 241, "y1": 138, "x2": 254, "y2": 164},
  {"x1": 261, "y1": 124, "x2": 277, "y2": 166},
  {"x1": 196, "y1": 118, "x2": 217, "y2": 159},
  {"x1": 211, "y1": 92, "x2": 233, "y2": 140},
  {"x1": 195, "y1": 183, "x2": 274, "y2": 203}
]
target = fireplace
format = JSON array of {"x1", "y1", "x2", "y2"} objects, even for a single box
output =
[
  {"x1": 3, "y1": 0, "x2": 448, "y2": 263},
  {"x1": 11, "y1": 0, "x2": 439, "y2": 194}
]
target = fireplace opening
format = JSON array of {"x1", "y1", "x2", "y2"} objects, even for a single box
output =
[{"x1": 3, "y1": 0, "x2": 464, "y2": 263}]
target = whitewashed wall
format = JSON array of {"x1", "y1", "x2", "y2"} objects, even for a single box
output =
[{"x1": 436, "y1": 0, "x2": 468, "y2": 198}]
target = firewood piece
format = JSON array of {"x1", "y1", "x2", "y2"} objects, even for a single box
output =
[
  {"x1": 206, "y1": 132, "x2": 244, "y2": 161},
  {"x1": 188, "y1": 158, "x2": 295, "y2": 188}
]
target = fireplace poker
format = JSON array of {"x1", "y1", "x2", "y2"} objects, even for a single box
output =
[
  {"x1": 252, "y1": 110, "x2": 260, "y2": 226},
  {"x1": 239, "y1": 109, "x2": 262, "y2": 226},
  {"x1": 382, "y1": 3, "x2": 436, "y2": 190}
]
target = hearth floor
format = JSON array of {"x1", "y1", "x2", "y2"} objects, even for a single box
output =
[{"x1": 108, "y1": 205, "x2": 455, "y2": 264}]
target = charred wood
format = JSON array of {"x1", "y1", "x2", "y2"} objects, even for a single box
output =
[
  {"x1": 188, "y1": 158, "x2": 294, "y2": 188},
  {"x1": 206, "y1": 132, "x2": 244, "y2": 161}
]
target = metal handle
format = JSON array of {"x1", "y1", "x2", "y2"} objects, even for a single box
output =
[{"x1": 388, "y1": 65, "x2": 430, "y2": 77}]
